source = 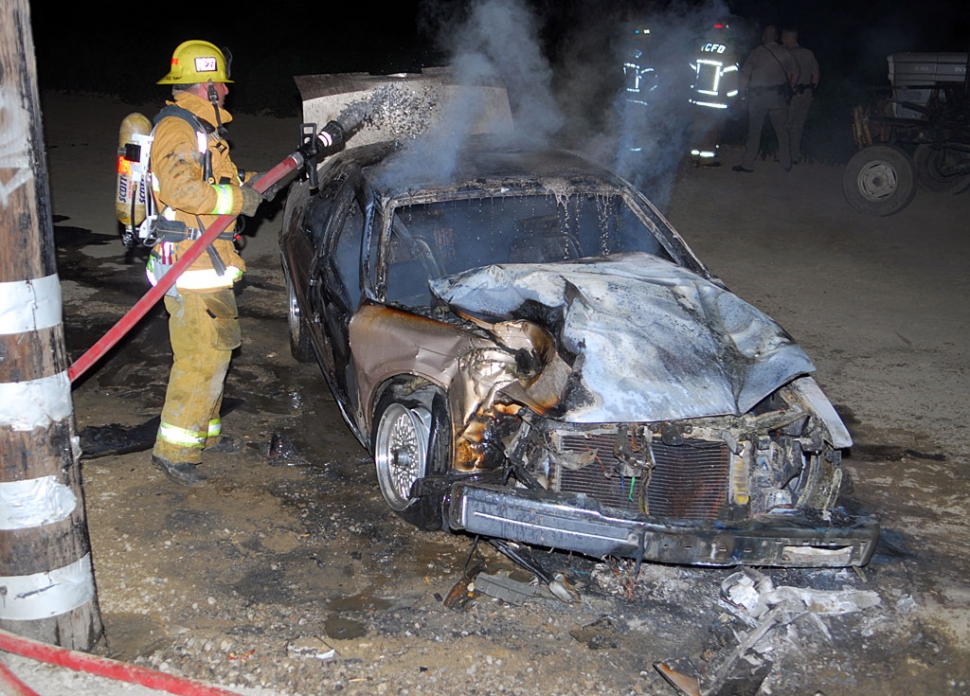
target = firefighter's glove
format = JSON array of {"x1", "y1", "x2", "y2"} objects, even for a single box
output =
[
  {"x1": 239, "y1": 185, "x2": 263, "y2": 217},
  {"x1": 248, "y1": 171, "x2": 286, "y2": 202}
]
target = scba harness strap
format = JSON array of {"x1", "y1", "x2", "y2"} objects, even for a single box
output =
[{"x1": 144, "y1": 105, "x2": 242, "y2": 296}]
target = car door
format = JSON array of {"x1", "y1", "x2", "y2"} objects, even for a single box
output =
[{"x1": 310, "y1": 177, "x2": 367, "y2": 418}]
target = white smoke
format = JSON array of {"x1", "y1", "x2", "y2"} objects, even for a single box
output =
[
  {"x1": 382, "y1": 0, "x2": 564, "y2": 186},
  {"x1": 392, "y1": 0, "x2": 737, "y2": 207}
]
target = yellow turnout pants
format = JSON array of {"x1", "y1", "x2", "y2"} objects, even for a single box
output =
[{"x1": 153, "y1": 289, "x2": 241, "y2": 464}]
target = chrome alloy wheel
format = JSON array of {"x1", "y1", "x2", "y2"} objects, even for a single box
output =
[{"x1": 375, "y1": 402, "x2": 432, "y2": 511}]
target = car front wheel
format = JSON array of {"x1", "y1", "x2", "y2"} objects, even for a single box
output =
[
  {"x1": 375, "y1": 400, "x2": 431, "y2": 512},
  {"x1": 372, "y1": 387, "x2": 451, "y2": 530}
]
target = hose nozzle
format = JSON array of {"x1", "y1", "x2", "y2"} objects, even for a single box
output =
[{"x1": 316, "y1": 120, "x2": 345, "y2": 150}]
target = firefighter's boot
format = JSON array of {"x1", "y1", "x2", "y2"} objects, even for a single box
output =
[{"x1": 152, "y1": 455, "x2": 208, "y2": 487}]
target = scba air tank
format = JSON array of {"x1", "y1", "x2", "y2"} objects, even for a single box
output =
[{"x1": 115, "y1": 113, "x2": 153, "y2": 236}]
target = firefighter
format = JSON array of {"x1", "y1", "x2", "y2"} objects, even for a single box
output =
[
  {"x1": 687, "y1": 21, "x2": 741, "y2": 167},
  {"x1": 733, "y1": 25, "x2": 796, "y2": 173},
  {"x1": 782, "y1": 27, "x2": 820, "y2": 164},
  {"x1": 149, "y1": 40, "x2": 263, "y2": 486}
]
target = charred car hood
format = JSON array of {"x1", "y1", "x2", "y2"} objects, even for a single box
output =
[{"x1": 429, "y1": 253, "x2": 815, "y2": 423}]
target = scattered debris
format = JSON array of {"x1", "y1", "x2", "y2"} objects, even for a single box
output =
[
  {"x1": 286, "y1": 637, "x2": 337, "y2": 661},
  {"x1": 227, "y1": 648, "x2": 255, "y2": 661},
  {"x1": 489, "y1": 540, "x2": 554, "y2": 583},
  {"x1": 720, "y1": 569, "x2": 774, "y2": 622},
  {"x1": 266, "y1": 431, "x2": 310, "y2": 466},
  {"x1": 896, "y1": 594, "x2": 918, "y2": 614},
  {"x1": 720, "y1": 568, "x2": 881, "y2": 621},
  {"x1": 655, "y1": 658, "x2": 702, "y2": 696},
  {"x1": 467, "y1": 570, "x2": 581, "y2": 606},
  {"x1": 656, "y1": 568, "x2": 883, "y2": 695},
  {"x1": 474, "y1": 572, "x2": 544, "y2": 605},
  {"x1": 569, "y1": 616, "x2": 622, "y2": 650},
  {"x1": 548, "y1": 573, "x2": 581, "y2": 604},
  {"x1": 488, "y1": 539, "x2": 581, "y2": 604},
  {"x1": 443, "y1": 542, "x2": 486, "y2": 612}
]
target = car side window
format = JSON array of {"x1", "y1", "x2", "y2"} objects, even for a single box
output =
[
  {"x1": 330, "y1": 200, "x2": 364, "y2": 310},
  {"x1": 383, "y1": 215, "x2": 437, "y2": 307}
]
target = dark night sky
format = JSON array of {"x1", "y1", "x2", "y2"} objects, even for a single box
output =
[{"x1": 29, "y1": 0, "x2": 969, "y2": 117}]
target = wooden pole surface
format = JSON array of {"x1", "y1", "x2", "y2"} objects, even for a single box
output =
[{"x1": 0, "y1": 0, "x2": 103, "y2": 649}]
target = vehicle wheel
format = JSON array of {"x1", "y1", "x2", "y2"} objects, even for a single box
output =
[
  {"x1": 372, "y1": 388, "x2": 451, "y2": 530},
  {"x1": 285, "y1": 267, "x2": 313, "y2": 363},
  {"x1": 842, "y1": 145, "x2": 917, "y2": 216},
  {"x1": 914, "y1": 144, "x2": 970, "y2": 194}
]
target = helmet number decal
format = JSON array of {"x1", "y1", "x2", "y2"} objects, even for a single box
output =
[{"x1": 194, "y1": 57, "x2": 218, "y2": 73}]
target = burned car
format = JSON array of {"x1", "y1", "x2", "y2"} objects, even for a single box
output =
[{"x1": 280, "y1": 133, "x2": 878, "y2": 568}]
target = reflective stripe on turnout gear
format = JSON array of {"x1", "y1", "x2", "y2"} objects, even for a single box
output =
[
  {"x1": 158, "y1": 421, "x2": 207, "y2": 448},
  {"x1": 176, "y1": 266, "x2": 243, "y2": 290},
  {"x1": 210, "y1": 185, "x2": 235, "y2": 215},
  {"x1": 208, "y1": 418, "x2": 221, "y2": 438}
]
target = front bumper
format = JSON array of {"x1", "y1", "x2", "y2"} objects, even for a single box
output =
[{"x1": 448, "y1": 483, "x2": 879, "y2": 567}]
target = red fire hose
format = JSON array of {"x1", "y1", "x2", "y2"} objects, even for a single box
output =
[
  {"x1": 0, "y1": 628, "x2": 242, "y2": 696},
  {"x1": 0, "y1": 655, "x2": 40, "y2": 696},
  {"x1": 67, "y1": 153, "x2": 303, "y2": 383}
]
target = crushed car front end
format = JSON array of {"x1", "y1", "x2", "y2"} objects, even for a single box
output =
[{"x1": 445, "y1": 376, "x2": 878, "y2": 568}]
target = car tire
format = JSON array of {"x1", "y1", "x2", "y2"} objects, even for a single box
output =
[
  {"x1": 842, "y1": 144, "x2": 917, "y2": 216},
  {"x1": 372, "y1": 388, "x2": 451, "y2": 530},
  {"x1": 285, "y1": 266, "x2": 313, "y2": 363},
  {"x1": 914, "y1": 144, "x2": 970, "y2": 194}
]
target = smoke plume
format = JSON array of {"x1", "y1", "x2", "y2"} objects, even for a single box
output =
[{"x1": 396, "y1": 0, "x2": 738, "y2": 208}]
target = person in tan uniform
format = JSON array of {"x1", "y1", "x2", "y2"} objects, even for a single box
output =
[
  {"x1": 733, "y1": 25, "x2": 796, "y2": 173},
  {"x1": 149, "y1": 40, "x2": 263, "y2": 486},
  {"x1": 782, "y1": 28, "x2": 820, "y2": 164}
]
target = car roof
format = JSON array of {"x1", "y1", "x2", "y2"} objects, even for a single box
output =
[{"x1": 323, "y1": 137, "x2": 634, "y2": 202}]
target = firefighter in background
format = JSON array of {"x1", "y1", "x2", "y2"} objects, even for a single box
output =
[
  {"x1": 782, "y1": 27, "x2": 820, "y2": 164},
  {"x1": 150, "y1": 40, "x2": 263, "y2": 486},
  {"x1": 620, "y1": 23, "x2": 659, "y2": 157},
  {"x1": 687, "y1": 22, "x2": 741, "y2": 167},
  {"x1": 622, "y1": 26, "x2": 658, "y2": 111}
]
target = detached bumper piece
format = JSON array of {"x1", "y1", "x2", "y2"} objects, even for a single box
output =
[{"x1": 448, "y1": 483, "x2": 878, "y2": 567}]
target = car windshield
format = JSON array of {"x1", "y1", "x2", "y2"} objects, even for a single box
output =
[{"x1": 383, "y1": 190, "x2": 672, "y2": 305}]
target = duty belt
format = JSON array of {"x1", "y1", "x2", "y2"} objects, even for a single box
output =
[{"x1": 748, "y1": 84, "x2": 787, "y2": 95}]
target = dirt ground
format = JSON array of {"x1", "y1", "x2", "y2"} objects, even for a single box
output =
[{"x1": 9, "y1": 91, "x2": 969, "y2": 695}]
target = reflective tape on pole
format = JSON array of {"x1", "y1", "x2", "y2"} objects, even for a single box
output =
[
  {"x1": 0, "y1": 0, "x2": 103, "y2": 649},
  {"x1": 0, "y1": 555, "x2": 96, "y2": 621}
]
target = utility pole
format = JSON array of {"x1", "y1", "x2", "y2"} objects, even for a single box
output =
[{"x1": 0, "y1": 0, "x2": 103, "y2": 649}]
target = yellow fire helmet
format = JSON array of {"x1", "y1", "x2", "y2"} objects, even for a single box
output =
[{"x1": 157, "y1": 40, "x2": 233, "y2": 85}]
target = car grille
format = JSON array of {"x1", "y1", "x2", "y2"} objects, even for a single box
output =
[{"x1": 553, "y1": 432, "x2": 730, "y2": 520}]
